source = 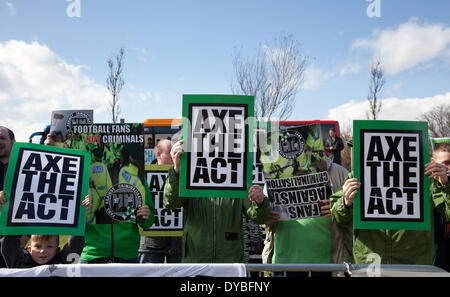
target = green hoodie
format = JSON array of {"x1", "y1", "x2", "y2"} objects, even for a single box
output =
[
  {"x1": 330, "y1": 173, "x2": 450, "y2": 265},
  {"x1": 81, "y1": 176, "x2": 155, "y2": 262},
  {"x1": 163, "y1": 167, "x2": 270, "y2": 263}
]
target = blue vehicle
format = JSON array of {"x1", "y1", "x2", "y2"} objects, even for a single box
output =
[{"x1": 28, "y1": 125, "x2": 50, "y2": 144}]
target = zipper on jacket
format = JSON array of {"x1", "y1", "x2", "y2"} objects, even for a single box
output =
[{"x1": 212, "y1": 198, "x2": 216, "y2": 263}]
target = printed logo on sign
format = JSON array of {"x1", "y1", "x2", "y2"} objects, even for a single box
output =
[
  {"x1": 9, "y1": 149, "x2": 82, "y2": 227},
  {"x1": 104, "y1": 183, "x2": 143, "y2": 222},
  {"x1": 278, "y1": 130, "x2": 305, "y2": 160},
  {"x1": 66, "y1": 112, "x2": 92, "y2": 133}
]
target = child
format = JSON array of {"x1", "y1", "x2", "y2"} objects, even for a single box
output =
[
  {"x1": 0, "y1": 191, "x2": 90, "y2": 268},
  {"x1": 1, "y1": 234, "x2": 84, "y2": 268}
]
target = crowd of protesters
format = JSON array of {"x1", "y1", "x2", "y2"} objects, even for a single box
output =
[{"x1": 0, "y1": 123, "x2": 448, "y2": 276}]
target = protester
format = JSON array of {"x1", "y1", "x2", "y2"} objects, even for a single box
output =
[
  {"x1": 263, "y1": 157, "x2": 349, "y2": 277},
  {"x1": 0, "y1": 192, "x2": 90, "y2": 268},
  {"x1": 164, "y1": 139, "x2": 270, "y2": 263},
  {"x1": 0, "y1": 126, "x2": 15, "y2": 192},
  {"x1": 430, "y1": 142, "x2": 450, "y2": 271},
  {"x1": 330, "y1": 146, "x2": 450, "y2": 265},
  {"x1": 139, "y1": 139, "x2": 182, "y2": 264},
  {"x1": 43, "y1": 131, "x2": 155, "y2": 264},
  {"x1": 0, "y1": 126, "x2": 16, "y2": 268},
  {"x1": 325, "y1": 128, "x2": 344, "y2": 165},
  {"x1": 81, "y1": 145, "x2": 154, "y2": 263}
]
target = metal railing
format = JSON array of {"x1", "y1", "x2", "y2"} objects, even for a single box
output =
[{"x1": 245, "y1": 263, "x2": 449, "y2": 277}]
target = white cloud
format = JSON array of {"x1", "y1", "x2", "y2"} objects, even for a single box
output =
[
  {"x1": 303, "y1": 66, "x2": 335, "y2": 90},
  {"x1": 0, "y1": 40, "x2": 109, "y2": 142},
  {"x1": 352, "y1": 19, "x2": 450, "y2": 74},
  {"x1": 339, "y1": 62, "x2": 360, "y2": 76},
  {"x1": 327, "y1": 92, "x2": 450, "y2": 133}
]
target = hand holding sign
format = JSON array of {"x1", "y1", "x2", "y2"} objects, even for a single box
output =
[
  {"x1": 248, "y1": 184, "x2": 264, "y2": 206},
  {"x1": 319, "y1": 200, "x2": 331, "y2": 217},
  {"x1": 136, "y1": 205, "x2": 150, "y2": 220},
  {"x1": 425, "y1": 162, "x2": 449, "y2": 186},
  {"x1": 0, "y1": 191, "x2": 5, "y2": 212},
  {"x1": 343, "y1": 178, "x2": 361, "y2": 208},
  {"x1": 171, "y1": 140, "x2": 184, "y2": 174}
]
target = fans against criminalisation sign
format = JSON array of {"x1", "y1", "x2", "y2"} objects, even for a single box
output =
[
  {"x1": 179, "y1": 95, "x2": 254, "y2": 198},
  {"x1": 0, "y1": 143, "x2": 90, "y2": 235},
  {"x1": 353, "y1": 120, "x2": 431, "y2": 230},
  {"x1": 266, "y1": 172, "x2": 330, "y2": 220},
  {"x1": 260, "y1": 123, "x2": 331, "y2": 221}
]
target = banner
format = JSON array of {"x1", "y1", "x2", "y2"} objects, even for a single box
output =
[
  {"x1": 71, "y1": 123, "x2": 151, "y2": 224},
  {"x1": 141, "y1": 164, "x2": 183, "y2": 236},
  {"x1": 353, "y1": 120, "x2": 430, "y2": 230},
  {"x1": 261, "y1": 123, "x2": 331, "y2": 221},
  {"x1": 266, "y1": 172, "x2": 330, "y2": 220},
  {"x1": 0, "y1": 143, "x2": 90, "y2": 235},
  {"x1": 180, "y1": 95, "x2": 254, "y2": 198}
]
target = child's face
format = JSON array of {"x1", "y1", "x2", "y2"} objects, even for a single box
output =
[{"x1": 28, "y1": 238, "x2": 60, "y2": 265}]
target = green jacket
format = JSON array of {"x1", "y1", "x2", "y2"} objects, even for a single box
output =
[
  {"x1": 163, "y1": 167, "x2": 270, "y2": 263},
  {"x1": 330, "y1": 173, "x2": 450, "y2": 265},
  {"x1": 81, "y1": 176, "x2": 155, "y2": 262}
]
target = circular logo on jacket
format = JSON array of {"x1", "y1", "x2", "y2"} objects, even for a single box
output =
[
  {"x1": 278, "y1": 130, "x2": 305, "y2": 159},
  {"x1": 104, "y1": 183, "x2": 143, "y2": 222}
]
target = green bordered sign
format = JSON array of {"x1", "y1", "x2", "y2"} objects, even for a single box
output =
[
  {"x1": 180, "y1": 94, "x2": 254, "y2": 198},
  {"x1": 0, "y1": 143, "x2": 90, "y2": 235},
  {"x1": 353, "y1": 120, "x2": 430, "y2": 230},
  {"x1": 141, "y1": 164, "x2": 183, "y2": 236},
  {"x1": 430, "y1": 137, "x2": 450, "y2": 150}
]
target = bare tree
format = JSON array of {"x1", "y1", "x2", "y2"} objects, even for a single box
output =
[
  {"x1": 230, "y1": 34, "x2": 307, "y2": 121},
  {"x1": 107, "y1": 48, "x2": 125, "y2": 123},
  {"x1": 366, "y1": 60, "x2": 385, "y2": 120},
  {"x1": 418, "y1": 104, "x2": 450, "y2": 138}
]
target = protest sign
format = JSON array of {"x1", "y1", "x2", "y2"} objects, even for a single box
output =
[
  {"x1": 0, "y1": 143, "x2": 90, "y2": 235},
  {"x1": 430, "y1": 137, "x2": 450, "y2": 150},
  {"x1": 180, "y1": 95, "x2": 254, "y2": 198},
  {"x1": 50, "y1": 110, "x2": 93, "y2": 144},
  {"x1": 140, "y1": 164, "x2": 183, "y2": 236},
  {"x1": 261, "y1": 123, "x2": 331, "y2": 221},
  {"x1": 72, "y1": 123, "x2": 154, "y2": 225},
  {"x1": 266, "y1": 172, "x2": 330, "y2": 220},
  {"x1": 353, "y1": 120, "x2": 430, "y2": 230}
]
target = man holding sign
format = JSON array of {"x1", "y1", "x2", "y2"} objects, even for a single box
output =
[
  {"x1": 331, "y1": 120, "x2": 450, "y2": 265},
  {"x1": 164, "y1": 139, "x2": 270, "y2": 263}
]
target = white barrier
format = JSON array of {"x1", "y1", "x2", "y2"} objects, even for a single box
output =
[
  {"x1": 0, "y1": 263, "x2": 447, "y2": 277},
  {"x1": 0, "y1": 263, "x2": 247, "y2": 277}
]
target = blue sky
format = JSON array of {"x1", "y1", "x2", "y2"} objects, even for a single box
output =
[{"x1": 1, "y1": 0, "x2": 450, "y2": 141}]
